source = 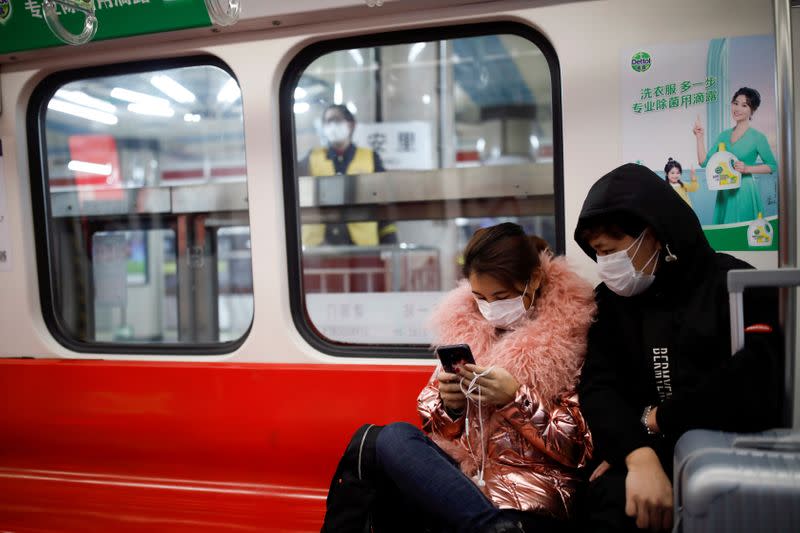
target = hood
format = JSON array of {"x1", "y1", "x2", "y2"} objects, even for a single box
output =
[{"x1": 574, "y1": 163, "x2": 716, "y2": 281}]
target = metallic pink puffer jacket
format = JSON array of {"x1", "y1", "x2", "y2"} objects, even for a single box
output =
[{"x1": 419, "y1": 253, "x2": 595, "y2": 520}]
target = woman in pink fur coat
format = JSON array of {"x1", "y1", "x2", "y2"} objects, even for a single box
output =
[{"x1": 374, "y1": 223, "x2": 596, "y2": 533}]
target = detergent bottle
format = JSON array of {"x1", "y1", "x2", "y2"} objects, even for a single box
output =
[
  {"x1": 705, "y1": 143, "x2": 741, "y2": 190},
  {"x1": 747, "y1": 213, "x2": 774, "y2": 247}
]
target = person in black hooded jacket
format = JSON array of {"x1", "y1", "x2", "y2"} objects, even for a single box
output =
[{"x1": 573, "y1": 163, "x2": 782, "y2": 532}]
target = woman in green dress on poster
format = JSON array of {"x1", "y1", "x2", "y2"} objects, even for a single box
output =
[{"x1": 693, "y1": 87, "x2": 778, "y2": 224}]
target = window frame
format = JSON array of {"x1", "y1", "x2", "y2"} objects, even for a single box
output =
[
  {"x1": 279, "y1": 21, "x2": 564, "y2": 358},
  {"x1": 27, "y1": 55, "x2": 254, "y2": 355}
]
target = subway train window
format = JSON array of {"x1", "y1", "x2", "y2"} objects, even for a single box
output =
[
  {"x1": 29, "y1": 58, "x2": 253, "y2": 352},
  {"x1": 284, "y1": 26, "x2": 561, "y2": 349}
]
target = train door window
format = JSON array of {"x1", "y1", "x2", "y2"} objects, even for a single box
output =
[
  {"x1": 29, "y1": 58, "x2": 253, "y2": 353},
  {"x1": 282, "y1": 24, "x2": 561, "y2": 353}
]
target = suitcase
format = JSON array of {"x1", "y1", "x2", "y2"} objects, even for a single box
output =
[{"x1": 673, "y1": 268, "x2": 800, "y2": 533}]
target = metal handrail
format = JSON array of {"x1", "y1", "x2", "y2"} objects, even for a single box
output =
[{"x1": 773, "y1": 0, "x2": 798, "y2": 428}]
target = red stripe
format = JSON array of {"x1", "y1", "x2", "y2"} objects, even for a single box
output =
[
  {"x1": 211, "y1": 166, "x2": 247, "y2": 177},
  {"x1": 161, "y1": 169, "x2": 205, "y2": 180}
]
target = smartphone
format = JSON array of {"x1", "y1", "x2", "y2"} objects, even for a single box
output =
[{"x1": 435, "y1": 344, "x2": 475, "y2": 374}]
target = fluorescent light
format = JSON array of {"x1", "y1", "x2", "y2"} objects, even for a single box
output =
[
  {"x1": 293, "y1": 102, "x2": 310, "y2": 113},
  {"x1": 47, "y1": 99, "x2": 118, "y2": 125},
  {"x1": 346, "y1": 101, "x2": 357, "y2": 114},
  {"x1": 294, "y1": 87, "x2": 307, "y2": 99},
  {"x1": 150, "y1": 75, "x2": 196, "y2": 103},
  {"x1": 111, "y1": 87, "x2": 171, "y2": 108},
  {"x1": 183, "y1": 113, "x2": 202, "y2": 122},
  {"x1": 333, "y1": 82, "x2": 343, "y2": 105},
  {"x1": 54, "y1": 90, "x2": 116, "y2": 113},
  {"x1": 421, "y1": 94, "x2": 431, "y2": 104},
  {"x1": 348, "y1": 49, "x2": 364, "y2": 66},
  {"x1": 68, "y1": 160, "x2": 113, "y2": 176},
  {"x1": 217, "y1": 79, "x2": 241, "y2": 103},
  {"x1": 127, "y1": 103, "x2": 175, "y2": 117},
  {"x1": 408, "y1": 42, "x2": 426, "y2": 62}
]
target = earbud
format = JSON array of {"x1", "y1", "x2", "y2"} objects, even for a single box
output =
[{"x1": 664, "y1": 244, "x2": 678, "y2": 262}]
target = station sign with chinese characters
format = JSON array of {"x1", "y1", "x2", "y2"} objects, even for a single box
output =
[
  {"x1": 305, "y1": 291, "x2": 442, "y2": 344},
  {"x1": 0, "y1": 0, "x2": 212, "y2": 55},
  {"x1": 352, "y1": 121, "x2": 435, "y2": 171}
]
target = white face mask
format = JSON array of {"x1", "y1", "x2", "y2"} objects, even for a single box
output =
[
  {"x1": 476, "y1": 282, "x2": 533, "y2": 329},
  {"x1": 323, "y1": 122, "x2": 351, "y2": 145},
  {"x1": 596, "y1": 230, "x2": 659, "y2": 297}
]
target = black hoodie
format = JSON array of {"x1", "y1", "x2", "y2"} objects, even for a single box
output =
[{"x1": 574, "y1": 164, "x2": 782, "y2": 471}]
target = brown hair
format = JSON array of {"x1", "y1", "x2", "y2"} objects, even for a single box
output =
[{"x1": 462, "y1": 223, "x2": 548, "y2": 289}]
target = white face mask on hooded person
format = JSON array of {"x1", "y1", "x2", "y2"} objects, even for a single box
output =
[
  {"x1": 596, "y1": 230, "x2": 659, "y2": 297},
  {"x1": 476, "y1": 282, "x2": 533, "y2": 329},
  {"x1": 323, "y1": 121, "x2": 351, "y2": 145}
]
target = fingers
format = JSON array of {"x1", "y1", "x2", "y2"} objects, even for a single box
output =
[
  {"x1": 437, "y1": 370, "x2": 459, "y2": 383},
  {"x1": 627, "y1": 497, "x2": 672, "y2": 531},
  {"x1": 460, "y1": 364, "x2": 486, "y2": 379},
  {"x1": 589, "y1": 461, "x2": 611, "y2": 482},
  {"x1": 625, "y1": 493, "x2": 638, "y2": 520},
  {"x1": 647, "y1": 504, "x2": 661, "y2": 531},
  {"x1": 661, "y1": 505, "x2": 674, "y2": 531}
]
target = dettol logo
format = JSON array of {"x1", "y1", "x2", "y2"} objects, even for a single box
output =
[
  {"x1": 0, "y1": 0, "x2": 12, "y2": 25},
  {"x1": 631, "y1": 52, "x2": 652, "y2": 73}
]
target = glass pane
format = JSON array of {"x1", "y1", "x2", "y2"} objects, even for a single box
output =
[
  {"x1": 291, "y1": 33, "x2": 556, "y2": 346},
  {"x1": 42, "y1": 63, "x2": 253, "y2": 347}
]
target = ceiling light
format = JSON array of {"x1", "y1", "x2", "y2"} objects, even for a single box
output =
[
  {"x1": 333, "y1": 82, "x2": 343, "y2": 105},
  {"x1": 150, "y1": 75, "x2": 196, "y2": 103},
  {"x1": 111, "y1": 87, "x2": 171, "y2": 108},
  {"x1": 47, "y1": 99, "x2": 118, "y2": 125},
  {"x1": 217, "y1": 79, "x2": 241, "y2": 103},
  {"x1": 54, "y1": 90, "x2": 116, "y2": 113},
  {"x1": 68, "y1": 160, "x2": 113, "y2": 175},
  {"x1": 127, "y1": 103, "x2": 175, "y2": 117},
  {"x1": 408, "y1": 42, "x2": 426, "y2": 62},
  {"x1": 348, "y1": 49, "x2": 364, "y2": 66}
]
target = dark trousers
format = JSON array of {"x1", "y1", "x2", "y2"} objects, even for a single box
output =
[
  {"x1": 579, "y1": 466, "x2": 640, "y2": 533},
  {"x1": 374, "y1": 422, "x2": 569, "y2": 533}
]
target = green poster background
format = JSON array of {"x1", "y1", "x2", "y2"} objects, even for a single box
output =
[{"x1": 0, "y1": 0, "x2": 212, "y2": 54}]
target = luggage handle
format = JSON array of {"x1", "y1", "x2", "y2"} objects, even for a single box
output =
[
  {"x1": 727, "y1": 268, "x2": 800, "y2": 353},
  {"x1": 732, "y1": 429, "x2": 800, "y2": 452}
]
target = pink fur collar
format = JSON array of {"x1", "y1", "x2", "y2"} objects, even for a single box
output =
[{"x1": 430, "y1": 253, "x2": 596, "y2": 403}]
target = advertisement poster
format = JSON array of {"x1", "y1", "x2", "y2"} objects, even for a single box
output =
[
  {"x1": 0, "y1": 140, "x2": 11, "y2": 272},
  {"x1": 622, "y1": 35, "x2": 778, "y2": 252}
]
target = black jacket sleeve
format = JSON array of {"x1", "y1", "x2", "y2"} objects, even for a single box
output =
[
  {"x1": 656, "y1": 286, "x2": 783, "y2": 436},
  {"x1": 578, "y1": 295, "x2": 649, "y2": 465}
]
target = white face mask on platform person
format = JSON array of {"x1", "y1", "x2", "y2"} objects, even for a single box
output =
[
  {"x1": 596, "y1": 230, "x2": 659, "y2": 297},
  {"x1": 475, "y1": 282, "x2": 533, "y2": 329},
  {"x1": 323, "y1": 121, "x2": 351, "y2": 145}
]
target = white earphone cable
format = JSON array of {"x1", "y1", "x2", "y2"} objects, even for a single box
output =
[{"x1": 459, "y1": 366, "x2": 495, "y2": 488}]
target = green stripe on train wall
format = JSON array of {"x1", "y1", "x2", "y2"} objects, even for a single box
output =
[{"x1": 0, "y1": 0, "x2": 212, "y2": 55}]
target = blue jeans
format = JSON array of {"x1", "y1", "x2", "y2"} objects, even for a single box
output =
[{"x1": 375, "y1": 422, "x2": 499, "y2": 532}]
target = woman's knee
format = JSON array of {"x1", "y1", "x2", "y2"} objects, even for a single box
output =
[{"x1": 376, "y1": 422, "x2": 423, "y2": 455}]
